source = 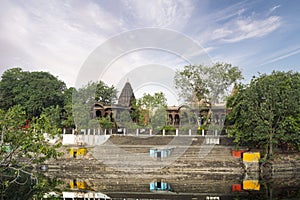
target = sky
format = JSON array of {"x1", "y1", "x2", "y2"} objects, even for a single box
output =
[{"x1": 0, "y1": 0, "x2": 299, "y2": 104}]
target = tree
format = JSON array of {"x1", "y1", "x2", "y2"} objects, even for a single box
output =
[
  {"x1": 226, "y1": 71, "x2": 300, "y2": 158},
  {"x1": 61, "y1": 87, "x2": 76, "y2": 129},
  {"x1": 0, "y1": 68, "x2": 66, "y2": 118},
  {"x1": 0, "y1": 105, "x2": 62, "y2": 197},
  {"x1": 72, "y1": 81, "x2": 117, "y2": 129},
  {"x1": 174, "y1": 63, "x2": 242, "y2": 103},
  {"x1": 151, "y1": 106, "x2": 167, "y2": 130},
  {"x1": 133, "y1": 92, "x2": 167, "y2": 128}
]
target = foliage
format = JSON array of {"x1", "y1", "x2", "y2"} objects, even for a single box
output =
[
  {"x1": 118, "y1": 110, "x2": 134, "y2": 128},
  {"x1": 72, "y1": 81, "x2": 117, "y2": 129},
  {"x1": 160, "y1": 125, "x2": 176, "y2": 135},
  {"x1": 72, "y1": 81, "x2": 117, "y2": 105},
  {"x1": 1, "y1": 171, "x2": 62, "y2": 199},
  {"x1": 151, "y1": 106, "x2": 167, "y2": 130},
  {"x1": 174, "y1": 63, "x2": 242, "y2": 103},
  {"x1": 88, "y1": 119, "x2": 101, "y2": 129},
  {"x1": 0, "y1": 105, "x2": 62, "y2": 196},
  {"x1": 133, "y1": 92, "x2": 167, "y2": 127},
  {"x1": 95, "y1": 81, "x2": 118, "y2": 105},
  {"x1": 98, "y1": 116, "x2": 114, "y2": 130},
  {"x1": 0, "y1": 68, "x2": 66, "y2": 118},
  {"x1": 226, "y1": 71, "x2": 300, "y2": 157},
  {"x1": 179, "y1": 107, "x2": 198, "y2": 129}
]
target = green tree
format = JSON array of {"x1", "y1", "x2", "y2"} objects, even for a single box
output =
[
  {"x1": 0, "y1": 105, "x2": 62, "y2": 197},
  {"x1": 72, "y1": 81, "x2": 117, "y2": 129},
  {"x1": 98, "y1": 116, "x2": 114, "y2": 130},
  {"x1": 61, "y1": 87, "x2": 76, "y2": 129},
  {"x1": 0, "y1": 68, "x2": 66, "y2": 118},
  {"x1": 174, "y1": 63, "x2": 242, "y2": 103},
  {"x1": 134, "y1": 92, "x2": 167, "y2": 127},
  {"x1": 118, "y1": 110, "x2": 134, "y2": 128},
  {"x1": 226, "y1": 71, "x2": 300, "y2": 158},
  {"x1": 151, "y1": 106, "x2": 167, "y2": 130},
  {"x1": 73, "y1": 81, "x2": 117, "y2": 105}
]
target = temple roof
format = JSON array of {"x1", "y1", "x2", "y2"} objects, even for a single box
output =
[{"x1": 118, "y1": 82, "x2": 135, "y2": 106}]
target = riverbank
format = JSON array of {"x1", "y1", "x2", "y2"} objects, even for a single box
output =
[
  {"x1": 44, "y1": 135, "x2": 300, "y2": 175},
  {"x1": 41, "y1": 136, "x2": 300, "y2": 199}
]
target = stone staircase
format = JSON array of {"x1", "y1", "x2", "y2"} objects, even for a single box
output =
[{"x1": 88, "y1": 136, "x2": 243, "y2": 174}]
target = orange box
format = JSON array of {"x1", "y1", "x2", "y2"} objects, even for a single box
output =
[{"x1": 243, "y1": 180, "x2": 260, "y2": 190}]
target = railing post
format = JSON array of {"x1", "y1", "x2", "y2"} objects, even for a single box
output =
[
  {"x1": 176, "y1": 128, "x2": 179, "y2": 136},
  {"x1": 81, "y1": 129, "x2": 86, "y2": 135},
  {"x1": 202, "y1": 129, "x2": 204, "y2": 136},
  {"x1": 189, "y1": 129, "x2": 192, "y2": 136},
  {"x1": 150, "y1": 129, "x2": 152, "y2": 136},
  {"x1": 136, "y1": 129, "x2": 139, "y2": 136},
  {"x1": 163, "y1": 129, "x2": 165, "y2": 136}
]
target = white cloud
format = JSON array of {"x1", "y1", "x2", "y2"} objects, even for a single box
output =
[
  {"x1": 269, "y1": 5, "x2": 281, "y2": 14},
  {"x1": 0, "y1": 0, "x2": 126, "y2": 86},
  {"x1": 260, "y1": 47, "x2": 300, "y2": 66},
  {"x1": 212, "y1": 16, "x2": 281, "y2": 43},
  {"x1": 121, "y1": 0, "x2": 194, "y2": 29},
  {"x1": 206, "y1": 1, "x2": 248, "y2": 23}
]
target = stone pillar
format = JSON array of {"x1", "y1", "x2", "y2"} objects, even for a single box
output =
[{"x1": 136, "y1": 129, "x2": 139, "y2": 136}]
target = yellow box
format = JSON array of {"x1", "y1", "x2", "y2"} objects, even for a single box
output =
[
  {"x1": 243, "y1": 180, "x2": 260, "y2": 190},
  {"x1": 76, "y1": 181, "x2": 87, "y2": 189},
  {"x1": 69, "y1": 148, "x2": 87, "y2": 157},
  {"x1": 243, "y1": 152, "x2": 260, "y2": 162},
  {"x1": 69, "y1": 148, "x2": 74, "y2": 156},
  {"x1": 70, "y1": 180, "x2": 87, "y2": 189},
  {"x1": 77, "y1": 148, "x2": 87, "y2": 156}
]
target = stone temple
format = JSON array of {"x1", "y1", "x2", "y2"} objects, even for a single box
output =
[{"x1": 91, "y1": 81, "x2": 226, "y2": 129}]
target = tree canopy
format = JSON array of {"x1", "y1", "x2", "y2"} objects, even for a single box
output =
[
  {"x1": 0, "y1": 105, "x2": 62, "y2": 197},
  {"x1": 132, "y1": 92, "x2": 167, "y2": 128},
  {"x1": 0, "y1": 68, "x2": 66, "y2": 118},
  {"x1": 71, "y1": 80, "x2": 117, "y2": 129},
  {"x1": 174, "y1": 63, "x2": 242, "y2": 104},
  {"x1": 226, "y1": 71, "x2": 300, "y2": 157}
]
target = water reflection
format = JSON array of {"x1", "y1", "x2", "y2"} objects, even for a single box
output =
[
  {"x1": 39, "y1": 171, "x2": 300, "y2": 200},
  {"x1": 150, "y1": 179, "x2": 173, "y2": 192},
  {"x1": 62, "y1": 191, "x2": 110, "y2": 199},
  {"x1": 2, "y1": 169, "x2": 300, "y2": 199}
]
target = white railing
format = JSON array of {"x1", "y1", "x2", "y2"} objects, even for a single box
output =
[{"x1": 62, "y1": 128, "x2": 221, "y2": 145}]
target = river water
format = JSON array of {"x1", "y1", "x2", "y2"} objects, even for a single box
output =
[{"x1": 40, "y1": 171, "x2": 300, "y2": 200}]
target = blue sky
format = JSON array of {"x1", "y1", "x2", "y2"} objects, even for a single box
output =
[{"x1": 0, "y1": 0, "x2": 299, "y2": 98}]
